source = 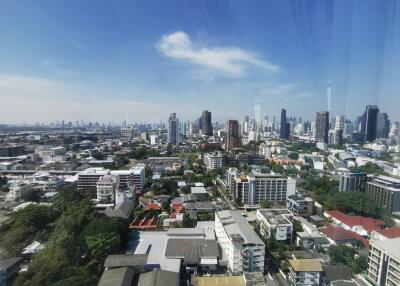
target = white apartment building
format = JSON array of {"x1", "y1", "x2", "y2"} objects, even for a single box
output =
[
  {"x1": 77, "y1": 164, "x2": 145, "y2": 192},
  {"x1": 96, "y1": 174, "x2": 118, "y2": 203},
  {"x1": 256, "y1": 208, "x2": 293, "y2": 241},
  {"x1": 231, "y1": 170, "x2": 296, "y2": 206},
  {"x1": 215, "y1": 210, "x2": 265, "y2": 274},
  {"x1": 203, "y1": 152, "x2": 224, "y2": 170},
  {"x1": 368, "y1": 238, "x2": 400, "y2": 286},
  {"x1": 259, "y1": 144, "x2": 272, "y2": 159}
]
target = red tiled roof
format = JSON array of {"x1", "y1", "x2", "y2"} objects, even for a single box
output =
[
  {"x1": 144, "y1": 203, "x2": 161, "y2": 211},
  {"x1": 170, "y1": 203, "x2": 184, "y2": 218},
  {"x1": 326, "y1": 210, "x2": 384, "y2": 232},
  {"x1": 374, "y1": 227, "x2": 400, "y2": 239},
  {"x1": 321, "y1": 222, "x2": 369, "y2": 247},
  {"x1": 129, "y1": 217, "x2": 158, "y2": 229}
]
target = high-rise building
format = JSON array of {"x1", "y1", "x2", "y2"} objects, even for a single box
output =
[
  {"x1": 315, "y1": 111, "x2": 329, "y2": 143},
  {"x1": 230, "y1": 170, "x2": 296, "y2": 205},
  {"x1": 338, "y1": 172, "x2": 367, "y2": 192},
  {"x1": 168, "y1": 113, "x2": 179, "y2": 146},
  {"x1": 362, "y1": 105, "x2": 379, "y2": 142},
  {"x1": 226, "y1": 120, "x2": 241, "y2": 150},
  {"x1": 215, "y1": 210, "x2": 265, "y2": 274},
  {"x1": 334, "y1": 115, "x2": 345, "y2": 131},
  {"x1": 254, "y1": 101, "x2": 263, "y2": 132},
  {"x1": 367, "y1": 238, "x2": 400, "y2": 286},
  {"x1": 377, "y1": 112, "x2": 390, "y2": 139},
  {"x1": 201, "y1": 110, "x2": 213, "y2": 136},
  {"x1": 120, "y1": 127, "x2": 134, "y2": 141},
  {"x1": 280, "y1": 108, "x2": 289, "y2": 139},
  {"x1": 366, "y1": 175, "x2": 400, "y2": 213}
]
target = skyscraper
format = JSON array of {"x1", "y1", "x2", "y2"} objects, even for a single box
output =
[
  {"x1": 335, "y1": 115, "x2": 345, "y2": 131},
  {"x1": 254, "y1": 100, "x2": 263, "y2": 132},
  {"x1": 201, "y1": 110, "x2": 213, "y2": 136},
  {"x1": 362, "y1": 105, "x2": 379, "y2": 142},
  {"x1": 226, "y1": 120, "x2": 241, "y2": 150},
  {"x1": 315, "y1": 111, "x2": 329, "y2": 143},
  {"x1": 280, "y1": 108, "x2": 289, "y2": 139},
  {"x1": 167, "y1": 113, "x2": 179, "y2": 146},
  {"x1": 377, "y1": 112, "x2": 390, "y2": 139}
]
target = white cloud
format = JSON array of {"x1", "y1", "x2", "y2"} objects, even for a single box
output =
[{"x1": 156, "y1": 31, "x2": 279, "y2": 78}]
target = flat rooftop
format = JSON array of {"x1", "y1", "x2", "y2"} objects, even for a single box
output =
[
  {"x1": 257, "y1": 208, "x2": 293, "y2": 225},
  {"x1": 217, "y1": 210, "x2": 264, "y2": 246},
  {"x1": 372, "y1": 237, "x2": 400, "y2": 261}
]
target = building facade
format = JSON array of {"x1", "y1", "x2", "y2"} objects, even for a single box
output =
[
  {"x1": 366, "y1": 175, "x2": 400, "y2": 213},
  {"x1": 215, "y1": 210, "x2": 265, "y2": 274},
  {"x1": 286, "y1": 195, "x2": 314, "y2": 216},
  {"x1": 231, "y1": 170, "x2": 296, "y2": 206},
  {"x1": 77, "y1": 165, "x2": 145, "y2": 193},
  {"x1": 226, "y1": 120, "x2": 241, "y2": 150},
  {"x1": 256, "y1": 208, "x2": 293, "y2": 241},
  {"x1": 338, "y1": 172, "x2": 367, "y2": 192},
  {"x1": 203, "y1": 152, "x2": 224, "y2": 170},
  {"x1": 201, "y1": 110, "x2": 213, "y2": 136},
  {"x1": 368, "y1": 238, "x2": 400, "y2": 286},
  {"x1": 168, "y1": 113, "x2": 180, "y2": 146},
  {"x1": 315, "y1": 111, "x2": 329, "y2": 144}
]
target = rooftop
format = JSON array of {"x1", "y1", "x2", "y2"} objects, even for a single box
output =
[
  {"x1": 192, "y1": 276, "x2": 245, "y2": 286},
  {"x1": 326, "y1": 210, "x2": 384, "y2": 232},
  {"x1": 372, "y1": 237, "x2": 400, "y2": 260},
  {"x1": 138, "y1": 269, "x2": 179, "y2": 286},
  {"x1": 373, "y1": 227, "x2": 400, "y2": 239},
  {"x1": 322, "y1": 265, "x2": 353, "y2": 281},
  {"x1": 98, "y1": 267, "x2": 135, "y2": 286},
  {"x1": 217, "y1": 210, "x2": 264, "y2": 245},
  {"x1": 288, "y1": 259, "x2": 323, "y2": 272},
  {"x1": 164, "y1": 239, "x2": 219, "y2": 264},
  {"x1": 104, "y1": 254, "x2": 148, "y2": 268},
  {"x1": 257, "y1": 208, "x2": 293, "y2": 225},
  {"x1": 321, "y1": 222, "x2": 369, "y2": 247}
]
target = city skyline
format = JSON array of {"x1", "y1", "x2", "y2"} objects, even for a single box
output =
[{"x1": 1, "y1": 1, "x2": 400, "y2": 123}]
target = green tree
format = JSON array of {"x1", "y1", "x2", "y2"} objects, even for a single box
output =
[
  {"x1": 288, "y1": 152, "x2": 299, "y2": 160},
  {"x1": 260, "y1": 200, "x2": 271, "y2": 208},
  {"x1": 183, "y1": 213, "x2": 195, "y2": 227},
  {"x1": 293, "y1": 220, "x2": 304, "y2": 233},
  {"x1": 21, "y1": 189, "x2": 43, "y2": 202},
  {"x1": 85, "y1": 232, "x2": 121, "y2": 261}
]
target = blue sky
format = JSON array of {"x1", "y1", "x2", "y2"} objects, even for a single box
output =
[{"x1": 0, "y1": 0, "x2": 399, "y2": 124}]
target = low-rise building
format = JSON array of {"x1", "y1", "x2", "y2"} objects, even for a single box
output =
[
  {"x1": 256, "y1": 208, "x2": 293, "y2": 241},
  {"x1": 288, "y1": 259, "x2": 323, "y2": 286},
  {"x1": 286, "y1": 195, "x2": 314, "y2": 216}
]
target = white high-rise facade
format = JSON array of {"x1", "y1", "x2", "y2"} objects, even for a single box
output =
[
  {"x1": 215, "y1": 210, "x2": 265, "y2": 274},
  {"x1": 335, "y1": 115, "x2": 345, "y2": 131}
]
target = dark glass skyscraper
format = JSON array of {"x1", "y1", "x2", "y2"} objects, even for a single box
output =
[
  {"x1": 201, "y1": 110, "x2": 213, "y2": 136},
  {"x1": 280, "y1": 108, "x2": 289, "y2": 139},
  {"x1": 315, "y1": 111, "x2": 329, "y2": 143},
  {"x1": 362, "y1": 105, "x2": 379, "y2": 142},
  {"x1": 377, "y1": 112, "x2": 390, "y2": 139}
]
